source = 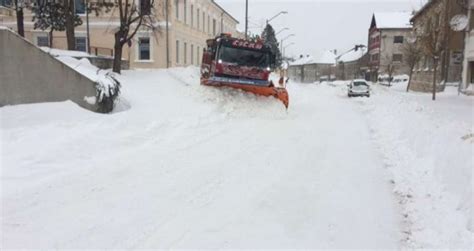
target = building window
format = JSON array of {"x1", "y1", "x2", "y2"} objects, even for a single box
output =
[
  {"x1": 75, "y1": 37, "x2": 87, "y2": 52},
  {"x1": 393, "y1": 36, "x2": 404, "y2": 44},
  {"x1": 208, "y1": 15, "x2": 210, "y2": 34},
  {"x1": 183, "y1": 0, "x2": 187, "y2": 24},
  {"x1": 138, "y1": 37, "x2": 151, "y2": 60},
  {"x1": 184, "y1": 42, "x2": 187, "y2": 64},
  {"x1": 140, "y1": 0, "x2": 151, "y2": 15},
  {"x1": 393, "y1": 54, "x2": 403, "y2": 62},
  {"x1": 197, "y1": 46, "x2": 200, "y2": 64},
  {"x1": 75, "y1": 0, "x2": 85, "y2": 14},
  {"x1": 203, "y1": 12, "x2": 205, "y2": 31},
  {"x1": 191, "y1": 5, "x2": 194, "y2": 27},
  {"x1": 0, "y1": 0, "x2": 12, "y2": 7},
  {"x1": 176, "y1": 40, "x2": 180, "y2": 63},
  {"x1": 191, "y1": 44, "x2": 194, "y2": 65},
  {"x1": 197, "y1": 8, "x2": 200, "y2": 30},
  {"x1": 37, "y1": 36, "x2": 49, "y2": 47},
  {"x1": 175, "y1": 0, "x2": 179, "y2": 19},
  {"x1": 213, "y1": 19, "x2": 216, "y2": 35}
]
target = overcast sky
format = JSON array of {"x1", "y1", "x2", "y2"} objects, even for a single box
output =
[{"x1": 214, "y1": 0, "x2": 428, "y2": 57}]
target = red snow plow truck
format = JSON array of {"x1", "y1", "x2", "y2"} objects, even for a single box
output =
[{"x1": 201, "y1": 34, "x2": 289, "y2": 108}]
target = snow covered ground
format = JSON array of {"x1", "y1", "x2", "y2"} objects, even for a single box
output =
[{"x1": 1, "y1": 67, "x2": 472, "y2": 249}]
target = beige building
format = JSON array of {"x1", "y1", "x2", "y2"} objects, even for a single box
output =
[
  {"x1": 0, "y1": 0, "x2": 240, "y2": 69},
  {"x1": 462, "y1": 1, "x2": 474, "y2": 93}
]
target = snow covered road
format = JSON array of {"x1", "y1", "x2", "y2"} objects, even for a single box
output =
[{"x1": 1, "y1": 68, "x2": 471, "y2": 248}]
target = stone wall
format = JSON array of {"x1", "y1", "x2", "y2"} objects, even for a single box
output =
[{"x1": 0, "y1": 28, "x2": 111, "y2": 113}]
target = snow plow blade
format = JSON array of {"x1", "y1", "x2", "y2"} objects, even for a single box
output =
[{"x1": 202, "y1": 76, "x2": 289, "y2": 108}]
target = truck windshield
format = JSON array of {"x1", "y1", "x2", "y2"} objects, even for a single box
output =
[{"x1": 218, "y1": 46, "x2": 270, "y2": 68}]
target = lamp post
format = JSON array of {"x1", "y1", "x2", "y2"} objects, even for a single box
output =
[
  {"x1": 280, "y1": 34, "x2": 295, "y2": 54},
  {"x1": 275, "y1": 27, "x2": 289, "y2": 36},
  {"x1": 245, "y1": 0, "x2": 248, "y2": 39},
  {"x1": 266, "y1": 11, "x2": 288, "y2": 25}
]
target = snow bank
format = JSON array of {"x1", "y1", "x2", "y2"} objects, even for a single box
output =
[
  {"x1": 54, "y1": 56, "x2": 120, "y2": 105},
  {"x1": 352, "y1": 86, "x2": 473, "y2": 248}
]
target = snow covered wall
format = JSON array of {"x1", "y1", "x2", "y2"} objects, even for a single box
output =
[{"x1": 0, "y1": 28, "x2": 117, "y2": 113}]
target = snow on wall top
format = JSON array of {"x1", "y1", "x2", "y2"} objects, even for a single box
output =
[
  {"x1": 373, "y1": 12, "x2": 413, "y2": 29},
  {"x1": 41, "y1": 47, "x2": 96, "y2": 58}
]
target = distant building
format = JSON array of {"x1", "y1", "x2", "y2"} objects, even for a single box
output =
[
  {"x1": 462, "y1": 1, "x2": 474, "y2": 93},
  {"x1": 367, "y1": 12, "x2": 412, "y2": 81},
  {"x1": 0, "y1": 0, "x2": 239, "y2": 69},
  {"x1": 336, "y1": 49, "x2": 369, "y2": 80},
  {"x1": 288, "y1": 52, "x2": 336, "y2": 83},
  {"x1": 410, "y1": 0, "x2": 466, "y2": 92}
]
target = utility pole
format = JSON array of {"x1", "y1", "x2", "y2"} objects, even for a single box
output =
[
  {"x1": 166, "y1": 0, "x2": 170, "y2": 68},
  {"x1": 245, "y1": 0, "x2": 248, "y2": 39},
  {"x1": 86, "y1": 0, "x2": 90, "y2": 54}
]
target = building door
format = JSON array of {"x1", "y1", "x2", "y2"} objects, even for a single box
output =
[{"x1": 470, "y1": 62, "x2": 474, "y2": 85}]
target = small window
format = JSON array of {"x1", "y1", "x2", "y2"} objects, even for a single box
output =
[
  {"x1": 176, "y1": 40, "x2": 180, "y2": 63},
  {"x1": 138, "y1": 37, "x2": 150, "y2": 60},
  {"x1": 0, "y1": 0, "x2": 12, "y2": 7},
  {"x1": 197, "y1": 46, "x2": 200, "y2": 64},
  {"x1": 393, "y1": 54, "x2": 403, "y2": 62},
  {"x1": 208, "y1": 15, "x2": 210, "y2": 34},
  {"x1": 394, "y1": 36, "x2": 404, "y2": 44},
  {"x1": 37, "y1": 36, "x2": 49, "y2": 47},
  {"x1": 191, "y1": 44, "x2": 194, "y2": 65},
  {"x1": 75, "y1": 37, "x2": 87, "y2": 52},
  {"x1": 191, "y1": 5, "x2": 194, "y2": 27},
  {"x1": 213, "y1": 19, "x2": 216, "y2": 35},
  {"x1": 140, "y1": 0, "x2": 151, "y2": 15},
  {"x1": 75, "y1": 0, "x2": 85, "y2": 14},
  {"x1": 197, "y1": 9, "x2": 200, "y2": 30},
  {"x1": 183, "y1": 0, "x2": 187, "y2": 24},
  {"x1": 175, "y1": 0, "x2": 179, "y2": 19},
  {"x1": 203, "y1": 12, "x2": 206, "y2": 31},
  {"x1": 184, "y1": 42, "x2": 187, "y2": 64}
]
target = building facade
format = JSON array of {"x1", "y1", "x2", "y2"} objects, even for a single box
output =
[
  {"x1": 0, "y1": 0, "x2": 239, "y2": 69},
  {"x1": 367, "y1": 12, "x2": 412, "y2": 81},
  {"x1": 462, "y1": 1, "x2": 474, "y2": 93},
  {"x1": 410, "y1": 0, "x2": 466, "y2": 91}
]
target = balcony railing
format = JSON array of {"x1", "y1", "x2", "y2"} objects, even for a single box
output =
[{"x1": 90, "y1": 46, "x2": 113, "y2": 57}]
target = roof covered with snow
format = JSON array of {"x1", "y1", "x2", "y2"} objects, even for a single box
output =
[
  {"x1": 337, "y1": 49, "x2": 366, "y2": 63},
  {"x1": 372, "y1": 12, "x2": 413, "y2": 29},
  {"x1": 290, "y1": 51, "x2": 336, "y2": 66}
]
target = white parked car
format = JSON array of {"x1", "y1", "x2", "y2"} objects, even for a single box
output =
[{"x1": 348, "y1": 79, "x2": 370, "y2": 97}]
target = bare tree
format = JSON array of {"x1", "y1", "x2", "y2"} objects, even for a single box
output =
[
  {"x1": 108, "y1": 0, "x2": 160, "y2": 73},
  {"x1": 402, "y1": 37, "x2": 423, "y2": 92},
  {"x1": 419, "y1": 17, "x2": 446, "y2": 100},
  {"x1": 12, "y1": 0, "x2": 25, "y2": 37},
  {"x1": 417, "y1": 0, "x2": 453, "y2": 100},
  {"x1": 62, "y1": 0, "x2": 79, "y2": 50}
]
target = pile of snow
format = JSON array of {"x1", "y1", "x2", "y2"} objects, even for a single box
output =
[
  {"x1": 373, "y1": 12, "x2": 413, "y2": 29},
  {"x1": 53, "y1": 55, "x2": 120, "y2": 104},
  {"x1": 352, "y1": 86, "x2": 473, "y2": 248}
]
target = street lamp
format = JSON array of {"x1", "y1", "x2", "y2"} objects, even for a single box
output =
[
  {"x1": 280, "y1": 34, "x2": 295, "y2": 53},
  {"x1": 276, "y1": 27, "x2": 289, "y2": 36},
  {"x1": 267, "y1": 11, "x2": 288, "y2": 24},
  {"x1": 283, "y1": 42, "x2": 295, "y2": 58}
]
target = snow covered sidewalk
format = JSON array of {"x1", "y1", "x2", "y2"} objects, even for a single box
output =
[
  {"x1": 1, "y1": 68, "x2": 402, "y2": 248},
  {"x1": 349, "y1": 83, "x2": 473, "y2": 249}
]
